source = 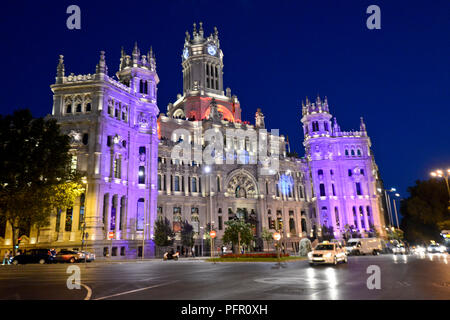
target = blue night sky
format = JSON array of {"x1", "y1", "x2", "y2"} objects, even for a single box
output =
[{"x1": 1, "y1": 0, "x2": 449, "y2": 205}]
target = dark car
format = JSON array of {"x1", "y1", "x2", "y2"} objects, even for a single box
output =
[
  {"x1": 55, "y1": 249, "x2": 85, "y2": 263},
  {"x1": 12, "y1": 249, "x2": 56, "y2": 265}
]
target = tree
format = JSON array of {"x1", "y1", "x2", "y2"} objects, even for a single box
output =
[
  {"x1": 222, "y1": 219, "x2": 253, "y2": 253},
  {"x1": 387, "y1": 228, "x2": 404, "y2": 241},
  {"x1": 180, "y1": 220, "x2": 195, "y2": 254},
  {"x1": 400, "y1": 179, "x2": 449, "y2": 243},
  {"x1": 261, "y1": 228, "x2": 273, "y2": 252},
  {"x1": 321, "y1": 225, "x2": 335, "y2": 241},
  {"x1": 0, "y1": 109, "x2": 84, "y2": 254},
  {"x1": 153, "y1": 217, "x2": 175, "y2": 250}
]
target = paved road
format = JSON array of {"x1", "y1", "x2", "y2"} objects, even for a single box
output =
[{"x1": 0, "y1": 253, "x2": 448, "y2": 300}]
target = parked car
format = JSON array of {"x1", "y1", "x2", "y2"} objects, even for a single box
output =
[
  {"x1": 11, "y1": 249, "x2": 56, "y2": 265},
  {"x1": 308, "y1": 241, "x2": 347, "y2": 265},
  {"x1": 345, "y1": 238, "x2": 382, "y2": 255},
  {"x1": 55, "y1": 249, "x2": 86, "y2": 263},
  {"x1": 81, "y1": 251, "x2": 95, "y2": 262}
]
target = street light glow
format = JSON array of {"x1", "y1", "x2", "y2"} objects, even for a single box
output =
[{"x1": 204, "y1": 165, "x2": 211, "y2": 173}]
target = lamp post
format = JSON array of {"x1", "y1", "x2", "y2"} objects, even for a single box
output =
[
  {"x1": 81, "y1": 177, "x2": 88, "y2": 265},
  {"x1": 430, "y1": 169, "x2": 450, "y2": 210},
  {"x1": 200, "y1": 226, "x2": 204, "y2": 256},
  {"x1": 204, "y1": 165, "x2": 214, "y2": 258}
]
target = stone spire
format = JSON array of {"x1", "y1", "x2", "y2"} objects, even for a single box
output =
[
  {"x1": 360, "y1": 117, "x2": 367, "y2": 133},
  {"x1": 199, "y1": 21, "x2": 204, "y2": 38},
  {"x1": 147, "y1": 46, "x2": 156, "y2": 71},
  {"x1": 132, "y1": 42, "x2": 141, "y2": 65},
  {"x1": 95, "y1": 51, "x2": 108, "y2": 75},
  {"x1": 56, "y1": 55, "x2": 65, "y2": 83}
]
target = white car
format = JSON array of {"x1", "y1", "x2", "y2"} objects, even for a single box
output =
[
  {"x1": 308, "y1": 242, "x2": 348, "y2": 265},
  {"x1": 345, "y1": 238, "x2": 382, "y2": 255},
  {"x1": 392, "y1": 244, "x2": 406, "y2": 255},
  {"x1": 427, "y1": 244, "x2": 446, "y2": 254}
]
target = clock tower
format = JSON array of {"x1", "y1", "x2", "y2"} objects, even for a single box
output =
[
  {"x1": 166, "y1": 22, "x2": 241, "y2": 122},
  {"x1": 182, "y1": 22, "x2": 224, "y2": 95}
]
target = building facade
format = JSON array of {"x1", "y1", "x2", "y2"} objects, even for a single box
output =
[{"x1": 0, "y1": 23, "x2": 386, "y2": 258}]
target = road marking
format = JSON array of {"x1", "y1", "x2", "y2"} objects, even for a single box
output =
[
  {"x1": 93, "y1": 281, "x2": 178, "y2": 300},
  {"x1": 81, "y1": 283, "x2": 92, "y2": 300}
]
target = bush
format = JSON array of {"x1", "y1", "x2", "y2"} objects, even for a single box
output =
[
  {"x1": 299, "y1": 238, "x2": 312, "y2": 256},
  {"x1": 220, "y1": 253, "x2": 289, "y2": 258}
]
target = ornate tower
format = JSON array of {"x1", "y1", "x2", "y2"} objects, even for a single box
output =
[
  {"x1": 301, "y1": 96, "x2": 384, "y2": 238},
  {"x1": 166, "y1": 22, "x2": 242, "y2": 123},
  {"x1": 182, "y1": 22, "x2": 223, "y2": 95}
]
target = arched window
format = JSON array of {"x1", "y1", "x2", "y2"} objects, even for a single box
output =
[
  {"x1": 357, "y1": 149, "x2": 362, "y2": 156},
  {"x1": 352, "y1": 206, "x2": 357, "y2": 228},
  {"x1": 217, "y1": 176, "x2": 221, "y2": 192},
  {"x1": 318, "y1": 169, "x2": 323, "y2": 177},
  {"x1": 351, "y1": 149, "x2": 355, "y2": 156},
  {"x1": 66, "y1": 104, "x2": 72, "y2": 114},
  {"x1": 321, "y1": 206, "x2": 328, "y2": 227},
  {"x1": 76, "y1": 104, "x2": 82, "y2": 113},
  {"x1": 345, "y1": 149, "x2": 349, "y2": 156},
  {"x1": 136, "y1": 198, "x2": 145, "y2": 231}
]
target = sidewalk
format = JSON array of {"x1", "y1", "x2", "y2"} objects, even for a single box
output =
[{"x1": 92, "y1": 256, "x2": 208, "y2": 263}]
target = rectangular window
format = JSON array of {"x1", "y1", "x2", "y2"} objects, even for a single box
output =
[
  {"x1": 356, "y1": 182, "x2": 362, "y2": 195},
  {"x1": 138, "y1": 166, "x2": 145, "y2": 184},
  {"x1": 114, "y1": 158, "x2": 121, "y2": 179},
  {"x1": 332, "y1": 184, "x2": 336, "y2": 196},
  {"x1": 157, "y1": 175, "x2": 161, "y2": 190},
  {"x1": 348, "y1": 169, "x2": 352, "y2": 177},
  {"x1": 65, "y1": 208, "x2": 73, "y2": 232},
  {"x1": 136, "y1": 199, "x2": 145, "y2": 231},
  {"x1": 174, "y1": 176, "x2": 180, "y2": 191},
  {"x1": 218, "y1": 216, "x2": 223, "y2": 231},
  {"x1": 319, "y1": 183, "x2": 326, "y2": 197}
]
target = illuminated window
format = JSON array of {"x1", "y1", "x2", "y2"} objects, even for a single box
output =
[
  {"x1": 70, "y1": 155, "x2": 77, "y2": 172},
  {"x1": 138, "y1": 166, "x2": 145, "y2": 184}
]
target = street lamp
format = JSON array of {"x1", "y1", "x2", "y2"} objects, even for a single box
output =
[
  {"x1": 385, "y1": 188, "x2": 401, "y2": 229},
  {"x1": 203, "y1": 165, "x2": 214, "y2": 258},
  {"x1": 430, "y1": 168, "x2": 450, "y2": 209}
]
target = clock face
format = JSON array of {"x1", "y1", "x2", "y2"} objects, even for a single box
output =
[
  {"x1": 183, "y1": 47, "x2": 189, "y2": 60},
  {"x1": 207, "y1": 44, "x2": 217, "y2": 56}
]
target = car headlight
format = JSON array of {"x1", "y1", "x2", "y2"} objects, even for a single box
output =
[{"x1": 308, "y1": 252, "x2": 313, "y2": 258}]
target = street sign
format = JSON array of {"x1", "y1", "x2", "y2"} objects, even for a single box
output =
[
  {"x1": 210, "y1": 230, "x2": 216, "y2": 238},
  {"x1": 273, "y1": 232, "x2": 281, "y2": 241},
  {"x1": 108, "y1": 231, "x2": 114, "y2": 240}
]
